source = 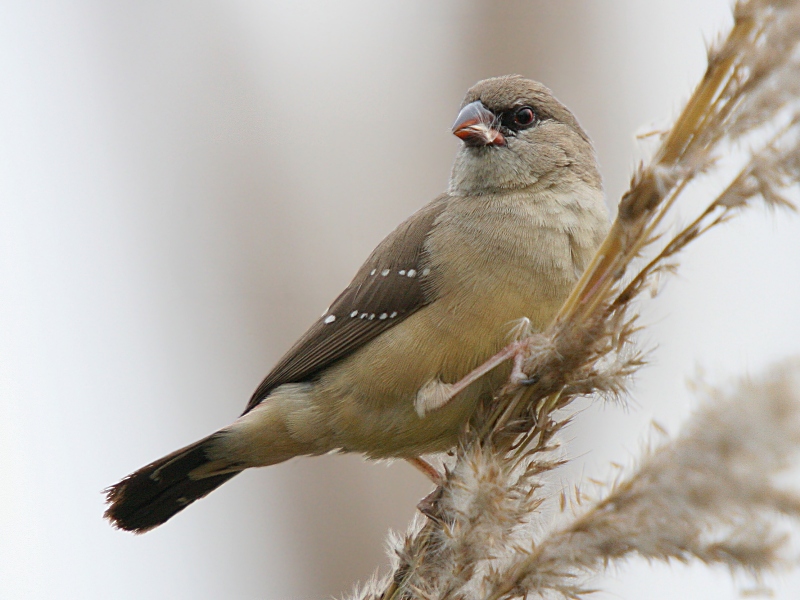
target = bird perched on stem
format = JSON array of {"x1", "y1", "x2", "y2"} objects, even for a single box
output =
[{"x1": 104, "y1": 75, "x2": 609, "y2": 533}]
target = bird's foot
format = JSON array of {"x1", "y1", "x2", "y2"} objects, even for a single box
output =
[
  {"x1": 508, "y1": 347, "x2": 538, "y2": 386},
  {"x1": 417, "y1": 485, "x2": 445, "y2": 521}
]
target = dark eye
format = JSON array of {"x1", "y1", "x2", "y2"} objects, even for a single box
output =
[{"x1": 514, "y1": 106, "x2": 535, "y2": 127}]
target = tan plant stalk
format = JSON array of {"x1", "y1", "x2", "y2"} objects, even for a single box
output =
[{"x1": 349, "y1": 1, "x2": 800, "y2": 598}]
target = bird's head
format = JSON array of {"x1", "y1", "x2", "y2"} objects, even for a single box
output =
[{"x1": 449, "y1": 75, "x2": 601, "y2": 196}]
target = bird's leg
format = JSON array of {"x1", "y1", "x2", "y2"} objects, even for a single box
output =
[
  {"x1": 408, "y1": 457, "x2": 446, "y2": 521},
  {"x1": 414, "y1": 338, "x2": 539, "y2": 418},
  {"x1": 406, "y1": 457, "x2": 442, "y2": 484}
]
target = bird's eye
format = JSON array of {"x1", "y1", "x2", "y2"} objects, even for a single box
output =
[{"x1": 514, "y1": 107, "x2": 536, "y2": 127}]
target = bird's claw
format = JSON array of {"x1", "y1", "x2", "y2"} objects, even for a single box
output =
[
  {"x1": 508, "y1": 344, "x2": 537, "y2": 386},
  {"x1": 417, "y1": 486, "x2": 445, "y2": 521}
]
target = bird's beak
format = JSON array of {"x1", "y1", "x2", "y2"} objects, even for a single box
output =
[{"x1": 452, "y1": 101, "x2": 505, "y2": 147}]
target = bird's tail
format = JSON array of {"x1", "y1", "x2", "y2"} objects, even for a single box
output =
[{"x1": 104, "y1": 433, "x2": 241, "y2": 533}]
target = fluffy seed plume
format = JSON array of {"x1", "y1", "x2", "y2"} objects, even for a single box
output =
[{"x1": 486, "y1": 360, "x2": 800, "y2": 600}]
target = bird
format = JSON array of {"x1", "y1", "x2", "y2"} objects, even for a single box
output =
[{"x1": 104, "y1": 75, "x2": 610, "y2": 533}]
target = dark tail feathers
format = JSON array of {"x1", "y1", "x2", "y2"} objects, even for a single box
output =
[{"x1": 104, "y1": 434, "x2": 240, "y2": 533}]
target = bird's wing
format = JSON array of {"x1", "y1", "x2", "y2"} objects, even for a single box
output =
[{"x1": 243, "y1": 196, "x2": 448, "y2": 414}]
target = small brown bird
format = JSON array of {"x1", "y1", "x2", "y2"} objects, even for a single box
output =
[{"x1": 104, "y1": 75, "x2": 609, "y2": 532}]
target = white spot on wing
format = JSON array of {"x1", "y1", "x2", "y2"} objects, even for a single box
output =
[
  {"x1": 323, "y1": 314, "x2": 336, "y2": 324},
  {"x1": 422, "y1": 268, "x2": 431, "y2": 276},
  {"x1": 368, "y1": 313, "x2": 375, "y2": 320},
  {"x1": 360, "y1": 313, "x2": 368, "y2": 319},
  {"x1": 379, "y1": 313, "x2": 388, "y2": 320},
  {"x1": 350, "y1": 310, "x2": 358, "y2": 318},
  {"x1": 407, "y1": 269, "x2": 417, "y2": 278},
  {"x1": 399, "y1": 270, "x2": 406, "y2": 276},
  {"x1": 370, "y1": 269, "x2": 376, "y2": 276},
  {"x1": 381, "y1": 269, "x2": 390, "y2": 276},
  {"x1": 390, "y1": 311, "x2": 398, "y2": 318}
]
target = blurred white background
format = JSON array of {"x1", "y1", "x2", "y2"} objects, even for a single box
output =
[{"x1": 2, "y1": 1, "x2": 800, "y2": 599}]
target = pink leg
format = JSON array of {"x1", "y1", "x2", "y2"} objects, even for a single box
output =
[
  {"x1": 433, "y1": 340, "x2": 533, "y2": 408},
  {"x1": 406, "y1": 457, "x2": 442, "y2": 483}
]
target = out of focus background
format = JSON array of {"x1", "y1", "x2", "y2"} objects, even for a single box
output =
[{"x1": 2, "y1": 2, "x2": 800, "y2": 599}]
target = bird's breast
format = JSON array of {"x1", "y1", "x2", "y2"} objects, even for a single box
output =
[{"x1": 428, "y1": 190, "x2": 584, "y2": 325}]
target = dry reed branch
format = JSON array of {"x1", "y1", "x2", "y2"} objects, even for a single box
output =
[
  {"x1": 485, "y1": 360, "x2": 800, "y2": 600},
  {"x1": 351, "y1": 1, "x2": 800, "y2": 598}
]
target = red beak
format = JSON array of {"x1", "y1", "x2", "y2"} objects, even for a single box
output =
[{"x1": 452, "y1": 101, "x2": 505, "y2": 147}]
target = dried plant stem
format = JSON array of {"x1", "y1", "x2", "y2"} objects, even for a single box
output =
[
  {"x1": 485, "y1": 360, "x2": 800, "y2": 600},
  {"x1": 352, "y1": 2, "x2": 800, "y2": 599},
  {"x1": 658, "y1": 15, "x2": 756, "y2": 165}
]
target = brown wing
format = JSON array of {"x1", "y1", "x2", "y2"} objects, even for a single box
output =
[{"x1": 243, "y1": 196, "x2": 448, "y2": 414}]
